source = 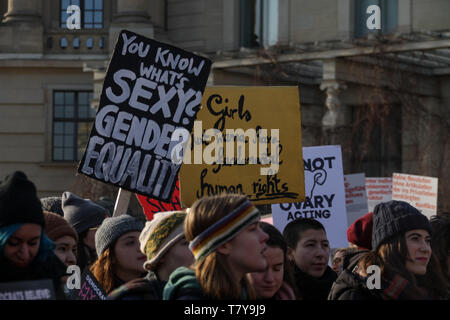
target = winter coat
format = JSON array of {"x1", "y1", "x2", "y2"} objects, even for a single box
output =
[
  {"x1": 163, "y1": 267, "x2": 205, "y2": 300},
  {"x1": 293, "y1": 265, "x2": 337, "y2": 300},
  {"x1": 0, "y1": 253, "x2": 67, "y2": 300},
  {"x1": 77, "y1": 243, "x2": 97, "y2": 273},
  {"x1": 163, "y1": 266, "x2": 252, "y2": 300},
  {"x1": 327, "y1": 251, "x2": 380, "y2": 300},
  {"x1": 108, "y1": 271, "x2": 167, "y2": 300},
  {"x1": 328, "y1": 250, "x2": 377, "y2": 300},
  {"x1": 328, "y1": 250, "x2": 441, "y2": 300}
]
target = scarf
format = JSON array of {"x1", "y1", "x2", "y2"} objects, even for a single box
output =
[{"x1": 380, "y1": 272, "x2": 431, "y2": 300}]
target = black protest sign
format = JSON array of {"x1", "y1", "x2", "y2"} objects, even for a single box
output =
[
  {"x1": 69, "y1": 268, "x2": 107, "y2": 300},
  {"x1": 0, "y1": 279, "x2": 55, "y2": 300},
  {"x1": 78, "y1": 29, "x2": 212, "y2": 202}
]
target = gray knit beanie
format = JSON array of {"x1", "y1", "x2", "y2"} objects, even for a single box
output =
[
  {"x1": 95, "y1": 215, "x2": 144, "y2": 257},
  {"x1": 62, "y1": 191, "x2": 109, "y2": 234}
]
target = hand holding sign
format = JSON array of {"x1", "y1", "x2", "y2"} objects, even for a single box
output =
[{"x1": 69, "y1": 268, "x2": 107, "y2": 300}]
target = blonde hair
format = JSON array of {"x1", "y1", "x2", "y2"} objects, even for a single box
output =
[{"x1": 185, "y1": 194, "x2": 257, "y2": 299}]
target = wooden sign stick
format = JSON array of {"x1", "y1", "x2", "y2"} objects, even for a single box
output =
[{"x1": 113, "y1": 188, "x2": 132, "y2": 217}]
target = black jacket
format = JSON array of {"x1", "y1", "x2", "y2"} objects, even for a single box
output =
[
  {"x1": 327, "y1": 250, "x2": 437, "y2": 300},
  {"x1": 293, "y1": 265, "x2": 337, "y2": 300},
  {"x1": 0, "y1": 253, "x2": 67, "y2": 300},
  {"x1": 108, "y1": 271, "x2": 167, "y2": 300},
  {"x1": 327, "y1": 250, "x2": 381, "y2": 300}
]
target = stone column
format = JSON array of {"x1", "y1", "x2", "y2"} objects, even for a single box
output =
[
  {"x1": 1, "y1": 0, "x2": 43, "y2": 53},
  {"x1": 320, "y1": 80, "x2": 347, "y2": 128},
  {"x1": 109, "y1": 0, "x2": 154, "y2": 52},
  {"x1": 2, "y1": 0, "x2": 42, "y2": 23},
  {"x1": 115, "y1": 0, "x2": 151, "y2": 23},
  {"x1": 320, "y1": 77, "x2": 352, "y2": 172}
]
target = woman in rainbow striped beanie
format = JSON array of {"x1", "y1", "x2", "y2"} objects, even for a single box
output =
[{"x1": 163, "y1": 194, "x2": 269, "y2": 300}]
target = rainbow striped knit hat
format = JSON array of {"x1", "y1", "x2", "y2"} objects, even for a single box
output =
[{"x1": 188, "y1": 199, "x2": 260, "y2": 261}]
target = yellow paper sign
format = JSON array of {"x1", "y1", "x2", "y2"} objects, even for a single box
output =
[{"x1": 179, "y1": 86, "x2": 305, "y2": 206}]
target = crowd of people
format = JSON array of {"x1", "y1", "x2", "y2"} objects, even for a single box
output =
[{"x1": 0, "y1": 170, "x2": 449, "y2": 300}]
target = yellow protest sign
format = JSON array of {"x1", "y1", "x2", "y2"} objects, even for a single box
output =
[{"x1": 179, "y1": 86, "x2": 305, "y2": 206}]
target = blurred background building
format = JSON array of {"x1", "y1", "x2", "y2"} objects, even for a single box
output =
[{"x1": 0, "y1": 0, "x2": 449, "y2": 212}]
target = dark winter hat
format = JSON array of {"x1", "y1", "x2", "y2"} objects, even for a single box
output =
[
  {"x1": 62, "y1": 191, "x2": 109, "y2": 234},
  {"x1": 347, "y1": 212, "x2": 373, "y2": 250},
  {"x1": 41, "y1": 196, "x2": 63, "y2": 216},
  {"x1": 0, "y1": 171, "x2": 44, "y2": 228},
  {"x1": 372, "y1": 200, "x2": 432, "y2": 250},
  {"x1": 43, "y1": 211, "x2": 78, "y2": 243},
  {"x1": 95, "y1": 215, "x2": 144, "y2": 257},
  {"x1": 94, "y1": 196, "x2": 114, "y2": 216}
]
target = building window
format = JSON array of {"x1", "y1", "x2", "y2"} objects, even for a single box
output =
[
  {"x1": 60, "y1": 0, "x2": 103, "y2": 29},
  {"x1": 53, "y1": 91, "x2": 96, "y2": 162},
  {"x1": 354, "y1": 0, "x2": 398, "y2": 38},
  {"x1": 351, "y1": 104, "x2": 402, "y2": 177},
  {"x1": 240, "y1": 0, "x2": 278, "y2": 48}
]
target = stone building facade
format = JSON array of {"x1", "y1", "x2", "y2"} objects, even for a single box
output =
[{"x1": 0, "y1": 0, "x2": 448, "y2": 211}]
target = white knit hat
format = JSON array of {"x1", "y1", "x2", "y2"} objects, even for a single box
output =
[{"x1": 139, "y1": 210, "x2": 187, "y2": 271}]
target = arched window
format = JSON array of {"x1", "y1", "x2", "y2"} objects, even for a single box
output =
[
  {"x1": 60, "y1": 37, "x2": 68, "y2": 48},
  {"x1": 86, "y1": 37, "x2": 94, "y2": 49},
  {"x1": 73, "y1": 37, "x2": 80, "y2": 48}
]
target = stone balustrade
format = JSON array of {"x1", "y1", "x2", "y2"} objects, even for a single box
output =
[{"x1": 44, "y1": 30, "x2": 108, "y2": 54}]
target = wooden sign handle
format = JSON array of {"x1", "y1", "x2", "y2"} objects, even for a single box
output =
[{"x1": 113, "y1": 188, "x2": 132, "y2": 217}]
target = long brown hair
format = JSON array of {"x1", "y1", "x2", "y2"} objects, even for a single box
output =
[
  {"x1": 185, "y1": 194, "x2": 257, "y2": 299},
  {"x1": 259, "y1": 221, "x2": 299, "y2": 299},
  {"x1": 89, "y1": 248, "x2": 115, "y2": 293},
  {"x1": 358, "y1": 233, "x2": 447, "y2": 297}
]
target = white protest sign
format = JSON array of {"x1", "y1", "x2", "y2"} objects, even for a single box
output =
[
  {"x1": 365, "y1": 177, "x2": 392, "y2": 212},
  {"x1": 272, "y1": 145, "x2": 349, "y2": 249},
  {"x1": 344, "y1": 173, "x2": 369, "y2": 227},
  {"x1": 261, "y1": 215, "x2": 273, "y2": 225},
  {"x1": 392, "y1": 173, "x2": 438, "y2": 218}
]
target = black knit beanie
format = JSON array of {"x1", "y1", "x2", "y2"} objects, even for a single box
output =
[
  {"x1": 0, "y1": 171, "x2": 44, "y2": 228},
  {"x1": 372, "y1": 200, "x2": 432, "y2": 250},
  {"x1": 62, "y1": 191, "x2": 109, "y2": 234},
  {"x1": 41, "y1": 196, "x2": 63, "y2": 216}
]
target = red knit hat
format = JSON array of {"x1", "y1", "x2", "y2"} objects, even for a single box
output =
[
  {"x1": 43, "y1": 211, "x2": 78, "y2": 243},
  {"x1": 347, "y1": 212, "x2": 373, "y2": 250}
]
